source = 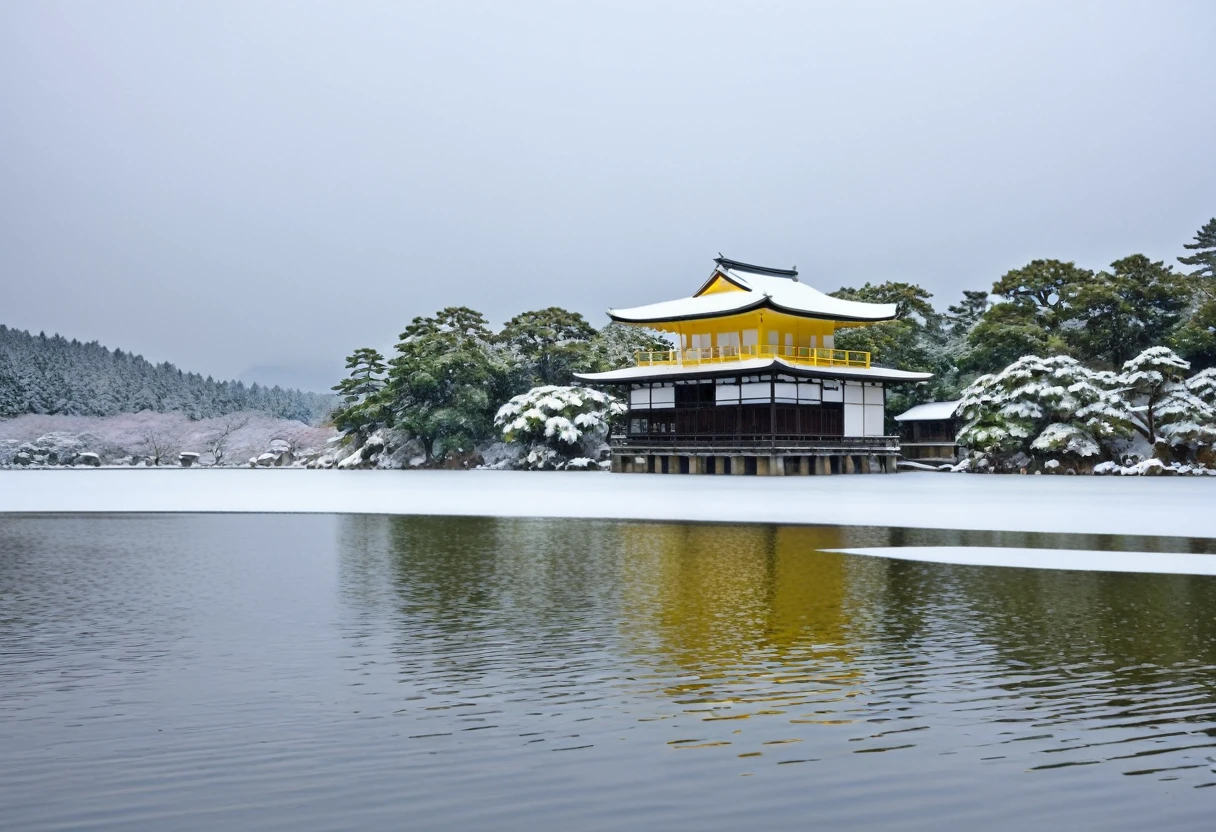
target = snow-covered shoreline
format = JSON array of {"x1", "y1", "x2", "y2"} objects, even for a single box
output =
[{"x1": 1, "y1": 469, "x2": 1213, "y2": 539}]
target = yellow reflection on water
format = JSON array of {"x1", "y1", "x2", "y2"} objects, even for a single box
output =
[{"x1": 618, "y1": 523, "x2": 866, "y2": 729}]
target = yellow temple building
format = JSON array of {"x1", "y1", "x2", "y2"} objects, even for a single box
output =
[{"x1": 574, "y1": 256, "x2": 933, "y2": 475}]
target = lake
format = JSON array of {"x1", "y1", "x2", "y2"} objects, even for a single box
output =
[{"x1": 2, "y1": 514, "x2": 1215, "y2": 830}]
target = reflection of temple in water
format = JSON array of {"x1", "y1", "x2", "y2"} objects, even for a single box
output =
[{"x1": 616, "y1": 523, "x2": 868, "y2": 716}]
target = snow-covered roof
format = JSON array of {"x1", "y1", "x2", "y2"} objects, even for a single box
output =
[
  {"x1": 608, "y1": 258, "x2": 899, "y2": 325},
  {"x1": 574, "y1": 358, "x2": 933, "y2": 385},
  {"x1": 894, "y1": 400, "x2": 961, "y2": 422}
]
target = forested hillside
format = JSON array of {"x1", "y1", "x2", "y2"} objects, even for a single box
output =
[{"x1": 0, "y1": 326, "x2": 333, "y2": 424}]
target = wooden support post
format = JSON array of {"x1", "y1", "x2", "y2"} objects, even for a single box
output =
[
  {"x1": 690, "y1": 456, "x2": 703, "y2": 474},
  {"x1": 820, "y1": 456, "x2": 831, "y2": 476},
  {"x1": 668, "y1": 454, "x2": 680, "y2": 474},
  {"x1": 770, "y1": 455, "x2": 784, "y2": 476},
  {"x1": 887, "y1": 454, "x2": 899, "y2": 473},
  {"x1": 715, "y1": 456, "x2": 727, "y2": 475},
  {"x1": 731, "y1": 455, "x2": 745, "y2": 475},
  {"x1": 799, "y1": 456, "x2": 810, "y2": 476},
  {"x1": 843, "y1": 454, "x2": 856, "y2": 474},
  {"x1": 757, "y1": 456, "x2": 771, "y2": 476},
  {"x1": 611, "y1": 454, "x2": 623, "y2": 473}
]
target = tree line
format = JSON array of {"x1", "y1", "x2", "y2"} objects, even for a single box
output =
[
  {"x1": 331, "y1": 310, "x2": 667, "y2": 463},
  {"x1": 0, "y1": 326, "x2": 334, "y2": 424},
  {"x1": 335, "y1": 218, "x2": 1216, "y2": 464},
  {"x1": 833, "y1": 218, "x2": 1216, "y2": 418}
]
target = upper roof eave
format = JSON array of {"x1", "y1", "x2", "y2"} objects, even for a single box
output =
[{"x1": 607, "y1": 295, "x2": 897, "y2": 325}]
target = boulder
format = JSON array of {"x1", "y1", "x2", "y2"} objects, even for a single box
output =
[
  {"x1": 256, "y1": 453, "x2": 276, "y2": 467},
  {"x1": 1138, "y1": 459, "x2": 1165, "y2": 476},
  {"x1": 14, "y1": 452, "x2": 32, "y2": 466},
  {"x1": 1152, "y1": 440, "x2": 1173, "y2": 463},
  {"x1": 179, "y1": 452, "x2": 200, "y2": 468},
  {"x1": 77, "y1": 452, "x2": 101, "y2": 467}
]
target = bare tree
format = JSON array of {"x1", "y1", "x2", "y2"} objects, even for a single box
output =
[
  {"x1": 208, "y1": 415, "x2": 251, "y2": 467},
  {"x1": 140, "y1": 431, "x2": 178, "y2": 466}
]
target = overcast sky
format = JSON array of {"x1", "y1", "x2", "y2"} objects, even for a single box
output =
[{"x1": 2, "y1": 1, "x2": 1213, "y2": 392}]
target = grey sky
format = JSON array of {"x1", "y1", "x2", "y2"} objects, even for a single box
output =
[{"x1": 2, "y1": 1, "x2": 1213, "y2": 392}]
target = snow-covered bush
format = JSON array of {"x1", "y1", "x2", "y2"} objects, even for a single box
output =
[
  {"x1": 954, "y1": 347, "x2": 1216, "y2": 474},
  {"x1": 957, "y1": 355, "x2": 1131, "y2": 471},
  {"x1": 493, "y1": 386, "x2": 624, "y2": 470}
]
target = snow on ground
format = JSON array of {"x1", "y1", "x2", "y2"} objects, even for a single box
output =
[
  {"x1": 830, "y1": 547, "x2": 1216, "y2": 576},
  {"x1": 0, "y1": 412, "x2": 336, "y2": 465},
  {"x1": 1, "y1": 469, "x2": 1214, "y2": 540}
]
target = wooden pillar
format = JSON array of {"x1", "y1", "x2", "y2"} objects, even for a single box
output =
[
  {"x1": 690, "y1": 456, "x2": 703, "y2": 474},
  {"x1": 731, "y1": 455, "x2": 745, "y2": 475},
  {"x1": 668, "y1": 454, "x2": 680, "y2": 474},
  {"x1": 886, "y1": 454, "x2": 899, "y2": 473},
  {"x1": 799, "y1": 456, "x2": 810, "y2": 476},
  {"x1": 769, "y1": 374, "x2": 776, "y2": 457},
  {"x1": 770, "y1": 455, "x2": 784, "y2": 476},
  {"x1": 757, "y1": 456, "x2": 770, "y2": 476},
  {"x1": 611, "y1": 454, "x2": 623, "y2": 473},
  {"x1": 715, "y1": 456, "x2": 727, "y2": 475},
  {"x1": 843, "y1": 454, "x2": 856, "y2": 474}
]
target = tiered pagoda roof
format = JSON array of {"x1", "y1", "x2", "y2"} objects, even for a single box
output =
[{"x1": 607, "y1": 257, "x2": 899, "y2": 325}]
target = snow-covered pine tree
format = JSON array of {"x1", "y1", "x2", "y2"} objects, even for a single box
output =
[
  {"x1": 956, "y1": 354, "x2": 1131, "y2": 471},
  {"x1": 330, "y1": 347, "x2": 388, "y2": 442},
  {"x1": 1117, "y1": 347, "x2": 1216, "y2": 465}
]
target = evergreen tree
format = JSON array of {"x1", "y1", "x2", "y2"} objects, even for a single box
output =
[
  {"x1": 1063, "y1": 255, "x2": 1191, "y2": 368},
  {"x1": 945, "y1": 290, "x2": 990, "y2": 334},
  {"x1": 587, "y1": 323, "x2": 671, "y2": 370},
  {"x1": 496, "y1": 307, "x2": 597, "y2": 386},
  {"x1": 330, "y1": 347, "x2": 388, "y2": 441},
  {"x1": 1118, "y1": 347, "x2": 1212, "y2": 446},
  {"x1": 1179, "y1": 218, "x2": 1216, "y2": 281},
  {"x1": 385, "y1": 307, "x2": 509, "y2": 463}
]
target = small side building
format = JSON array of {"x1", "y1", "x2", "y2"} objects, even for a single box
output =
[{"x1": 893, "y1": 400, "x2": 961, "y2": 465}]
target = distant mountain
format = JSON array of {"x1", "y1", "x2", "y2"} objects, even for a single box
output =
[{"x1": 0, "y1": 325, "x2": 334, "y2": 425}]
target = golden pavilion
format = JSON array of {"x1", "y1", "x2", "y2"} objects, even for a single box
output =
[{"x1": 574, "y1": 256, "x2": 933, "y2": 475}]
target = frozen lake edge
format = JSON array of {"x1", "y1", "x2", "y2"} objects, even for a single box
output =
[{"x1": 1, "y1": 469, "x2": 1213, "y2": 540}]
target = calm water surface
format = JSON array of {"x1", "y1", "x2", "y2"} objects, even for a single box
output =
[{"x1": 2, "y1": 515, "x2": 1216, "y2": 831}]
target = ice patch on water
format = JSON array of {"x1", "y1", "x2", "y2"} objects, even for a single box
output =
[{"x1": 827, "y1": 546, "x2": 1216, "y2": 576}]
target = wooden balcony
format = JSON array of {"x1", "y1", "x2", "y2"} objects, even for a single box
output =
[{"x1": 635, "y1": 345, "x2": 871, "y2": 369}]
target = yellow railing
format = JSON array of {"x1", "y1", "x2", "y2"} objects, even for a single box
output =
[{"x1": 634, "y1": 345, "x2": 871, "y2": 369}]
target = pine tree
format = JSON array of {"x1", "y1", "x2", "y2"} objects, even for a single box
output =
[
  {"x1": 1119, "y1": 347, "x2": 1213, "y2": 446},
  {"x1": 1179, "y1": 218, "x2": 1216, "y2": 281},
  {"x1": 330, "y1": 348, "x2": 388, "y2": 441}
]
